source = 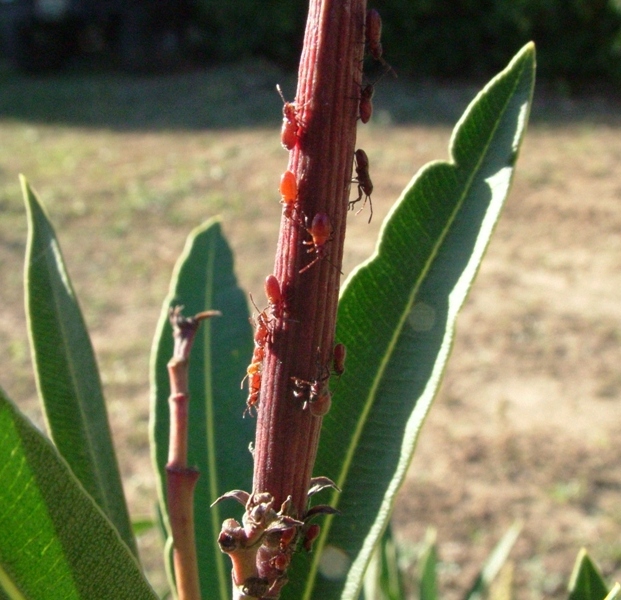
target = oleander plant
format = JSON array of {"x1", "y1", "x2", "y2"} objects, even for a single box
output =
[{"x1": 2, "y1": 1, "x2": 618, "y2": 599}]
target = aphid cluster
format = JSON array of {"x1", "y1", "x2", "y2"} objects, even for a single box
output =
[
  {"x1": 242, "y1": 306, "x2": 268, "y2": 416},
  {"x1": 242, "y1": 9, "x2": 393, "y2": 417},
  {"x1": 242, "y1": 275, "x2": 286, "y2": 415}
]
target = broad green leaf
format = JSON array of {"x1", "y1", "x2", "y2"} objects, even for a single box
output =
[
  {"x1": 150, "y1": 219, "x2": 255, "y2": 599},
  {"x1": 284, "y1": 43, "x2": 536, "y2": 599},
  {"x1": 419, "y1": 529, "x2": 438, "y2": 600},
  {"x1": 21, "y1": 176, "x2": 137, "y2": 557},
  {"x1": 568, "y1": 549, "x2": 609, "y2": 600},
  {"x1": 464, "y1": 521, "x2": 522, "y2": 600},
  {"x1": 0, "y1": 386, "x2": 157, "y2": 600}
]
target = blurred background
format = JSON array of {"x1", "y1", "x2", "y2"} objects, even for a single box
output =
[
  {"x1": 0, "y1": 1, "x2": 620, "y2": 599},
  {"x1": 2, "y1": 0, "x2": 621, "y2": 82}
]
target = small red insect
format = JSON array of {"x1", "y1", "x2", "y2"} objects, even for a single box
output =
[
  {"x1": 358, "y1": 83, "x2": 375, "y2": 124},
  {"x1": 269, "y1": 552, "x2": 291, "y2": 573},
  {"x1": 365, "y1": 9, "x2": 397, "y2": 77},
  {"x1": 350, "y1": 149, "x2": 374, "y2": 223},
  {"x1": 299, "y1": 212, "x2": 333, "y2": 274},
  {"x1": 264, "y1": 273, "x2": 286, "y2": 320},
  {"x1": 302, "y1": 524, "x2": 321, "y2": 553},
  {"x1": 333, "y1": 343, "x2": 346, "y2": 377},
  {"x1": 253, "y1": 316, "x2": 269, "y2": 348},
  {"x1": 276, "y1": 84, "x2": 301, "y2": 151},
  {"x1": 242, "y1": 295, "x2": 273, "y2": 416},
  {"x1": 244, "y1": 369, "x2": 262, "y2": 417},
  {"x1": 366, "y1": 9, "x2": 383, "y2": 62},
  {"x1": 279, "y1": 527, "x2": 297, "y2": 551},
  {"x1": 279, "y1": 170, "x2": 298, "y2": 218}
]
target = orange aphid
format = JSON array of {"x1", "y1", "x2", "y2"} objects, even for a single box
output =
[
  {"x1": 279, "y1": 170, "x2": 298, "y2": 217},
  {"x1": 277, "y1": 84, "x2": 300, "y2": 150},
  {"x1": 299, "y1": 213, "x2": 333, "y2": 274}
]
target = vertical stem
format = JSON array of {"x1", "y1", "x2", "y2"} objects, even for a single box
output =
[{"x1": 253, "y1": 0, "x2": 365, "y2": 519}]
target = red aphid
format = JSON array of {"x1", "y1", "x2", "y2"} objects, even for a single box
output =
[
  {"x1": 254, "y1": 314, "x2": 269, "y2": 347},
  {"x1": 333, "y1": 343, "x2": 346, "y2": 376},
  {"x1": 245, "y1": 370, "x2": 262, "y2": 416},
  {"x1": 299, "y1": 212, "x2": 333, "y2": 274},
  {"x1": 358, "y1": 83, "x2": 375, "y2": 124},
  {"x1": 270, "y1": 552, "x2": 291, "y2": 573},
  {"x1": 366, "y1": 9, "x2": 383, "y2": 62},
  {"x1": 365, "y1": 9, "x2": 397, "y2": 77},
  {"x1": 264, "y1": 274, "x2": 285, "y2": 319},
  {"x1": 303, "y1": 524, "x2": 321, "y2": 553},
  {"x1": 279, "y1": 170, "x2": 298, "y2": 218},
  {"x1": 277, "y1": 84, "x2": 300, "y2": 150},
  {"x1": 279, "y1": 527, "x2": 297, "y2": 550},
  {"x1": 350, "y1": 149, "x2": 374, "y2": 223}
]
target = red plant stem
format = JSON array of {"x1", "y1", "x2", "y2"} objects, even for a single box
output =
[
  {"x1": 166, "y1": 309, "x2": 220, "y2": 600},
  {"x1": 253, "y1": 0, "x2": 365, "y2": 517}
]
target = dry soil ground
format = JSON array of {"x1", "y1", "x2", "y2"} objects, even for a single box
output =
[{"x1": 0, "y1": 63, "x2": 619, "y2": 599}]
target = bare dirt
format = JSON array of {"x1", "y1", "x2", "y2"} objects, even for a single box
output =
[{"x1": 0, "y1": 66, "x2": 619, "y2": 598}]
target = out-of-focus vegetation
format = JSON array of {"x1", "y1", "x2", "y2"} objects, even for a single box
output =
[
  {"x1": 194, "y1": 0, "x2": 621, "y2": 83},
  {"x1": 2, "y1": 0, "x2": 619, "y2": 82}
]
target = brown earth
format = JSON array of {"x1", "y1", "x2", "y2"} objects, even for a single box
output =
[{"x1": 0, "y1": 65, "x2": 619, "y2": 598}]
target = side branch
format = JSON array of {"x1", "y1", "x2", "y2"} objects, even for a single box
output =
[{"x1": 166, "y1": 307, "x2": 221, "y2": 600}]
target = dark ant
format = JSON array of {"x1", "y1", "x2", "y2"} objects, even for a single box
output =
[
  {"x1": 349, "y1": 149, "x2": 374, "y2": 223},
  {"x1": 291, "y1": 365, "x2": 332, "y2": 417}
]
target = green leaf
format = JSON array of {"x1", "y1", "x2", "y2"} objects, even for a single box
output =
[
  {"x1": 21, "y1": 176, "x2": 137, "y2": 557},
  {"x1": 603, "y1": 583, "x2": 620, "y2": 600},
  {"x1": 284, "y1": 43, "x2": 536, "y2": 600},
  {"x1": 464, "y1": 521, "x2": 522, "y2": 600},
  {"x1": 361, "y1": 524, "x2": 405, "y2": 600},
  {"x1": 0, "y1": 386, "x2": 157, "y2": 600},
  {"x1": 568, "y1": 549, "x2": 610, "y2": 600},
  {"x1": 419, "y1": 530, "x2": 438, "y2": 600},
  {"x1": 150, "y1": 219, "x2": 255, "y2": 599}
]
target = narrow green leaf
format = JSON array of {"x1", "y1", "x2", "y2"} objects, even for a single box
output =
[
  {"x1": 379, "y1": 526, "x2": 404, "y2": 600},
  {"x1": 150, "y1": 219, "x2": 255, "y2": 599},
  {"x1": 463, "y1": 522, "x2": 522, "y2": 600},
  {"x1": 132, "y1": 518, "x2": 157, "y2": 536},
  {"x1": 361, "y1": 525, "x2": 404, "y2": 600},
  {"x1": 603, "y1": 583, "x2": 620, "y2": 600},
  {"x1": 284, "y1": 43, "x2": 536, "y2": 599},
  {"x1": 419, "y1": 530, "x2": 438, "y2": 600},
  {"x1": 0, "y1": 386, "x2": 157, "y2": 600},
  {"x1": 568, "y1": 549, "x2": 609, "y2": 600},
  {"x1": 21, "y1": 176, "x2": 137, "y2": 557}
]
